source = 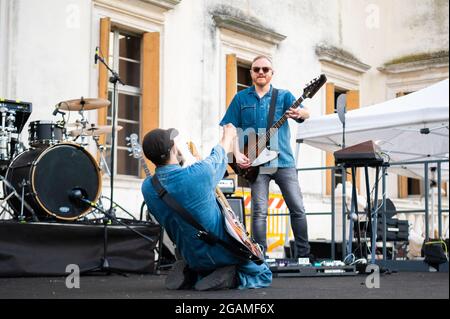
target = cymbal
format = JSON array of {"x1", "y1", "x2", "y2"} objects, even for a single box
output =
[
  {"x1": 69, "y1": 125, "x2": 123, "y2": 137},
  {"x1": 58, "y1": 98, "x2": 111, "y2": 111}
]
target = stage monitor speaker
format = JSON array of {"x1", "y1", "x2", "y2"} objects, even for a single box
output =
[{"x1": 226, "y1": 196, "x2": 246, "y2": 227}]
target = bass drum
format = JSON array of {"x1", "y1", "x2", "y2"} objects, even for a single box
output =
[{"x1": 4, "y1": 142, "x2": 101, "y2": 220}]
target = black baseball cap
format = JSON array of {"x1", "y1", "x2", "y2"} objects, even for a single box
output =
[{"x1": 142, "y1": 128, "x2": 179, "y2": 165}]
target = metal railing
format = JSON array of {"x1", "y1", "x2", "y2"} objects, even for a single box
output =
[{"x1": 294, "y1": 158, "x2": 449, "y2": 262}]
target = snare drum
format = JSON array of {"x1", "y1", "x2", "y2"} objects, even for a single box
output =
[{"x1": 28, "y1": 120, "x2": 64, "y2": 147}]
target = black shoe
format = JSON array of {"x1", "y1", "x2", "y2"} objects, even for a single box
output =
[
  {"x1": 194, "y1": 265, "x2": 238, "y2": 291},
  {"x1": 165, "y1": 260, "x2": 197, "y2": 290}
]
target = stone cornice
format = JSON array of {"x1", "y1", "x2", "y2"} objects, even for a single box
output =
[
  {"x1": 315, "y1": 45, "x2": 371, "y2": 74},
  {"x1": 378, "y1": 54, "x2": 449, "y2": 74},
  {"x1": 139, "y1": 0, "x2": 181, "y2": 10},
  {"x1": 213, "y1": 14, "x2": 286, "y2": 45}
]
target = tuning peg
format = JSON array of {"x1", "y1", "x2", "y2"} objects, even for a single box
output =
[{"x1": 125, "y1": 136, "x2": 131, "y2": 142}]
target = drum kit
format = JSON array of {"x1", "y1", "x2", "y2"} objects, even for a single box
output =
[{"x1": 0, "y1": 97, "x2": 123, "y2": 222}]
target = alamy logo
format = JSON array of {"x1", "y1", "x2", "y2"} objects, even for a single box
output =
[
  {"x1": 65, "y1": 264, "x2": 80, "y2": 289},
  {"x1": 365, "y1": 264, "x2": 380, "y2": 289}
]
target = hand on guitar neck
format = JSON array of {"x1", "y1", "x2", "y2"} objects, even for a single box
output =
[{"x1": 285, "y1": 106, "x2": 310, "y2": 121}]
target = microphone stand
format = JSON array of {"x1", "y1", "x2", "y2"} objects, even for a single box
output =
[
  {"x1": 95, "y1": 53, "x2": 125, "y2": 218},
  {"x1": 77, "y1": 196, "x2": 155, "y2": 275},
  {"x1": 93, "y1": 52, "x2": 126, "y2": 275}
]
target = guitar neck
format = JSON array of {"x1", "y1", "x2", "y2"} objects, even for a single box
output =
[
  {"x1": 141, "y1": 158, "x2": 152, "y2": 177},
  {"x1": 215, "y1": 187, "x2": 232, "y2": 210},
  {"x1": 255, "y1": 94, "x2": 305, "y2": 152}
]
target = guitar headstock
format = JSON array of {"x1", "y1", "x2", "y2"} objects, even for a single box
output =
[
  {"x1": 187, "y1": 141, "x2": 202, "y2": 161},
  {"x1": 126, "y1": 133, "x2": 143, "y2": 160},
  {"x1": 303, "y1": 74, "x2": 327, "y2": 99}
]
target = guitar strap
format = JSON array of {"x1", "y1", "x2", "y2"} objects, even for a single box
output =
[
  {"x1": 266, "y1": 88, "x2": 279, "y2": 147},
  {"x1": 151, "y1": 175, "x2": 257, "y2": 263}
]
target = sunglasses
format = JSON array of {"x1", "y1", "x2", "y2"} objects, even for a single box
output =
[{"x1": 252, "y1": 67, "x2": 272, "y2": 74}]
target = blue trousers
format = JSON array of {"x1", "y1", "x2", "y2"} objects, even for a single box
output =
[{"x1": 250, "y1": 167, "x2": 310, "y2": 257}]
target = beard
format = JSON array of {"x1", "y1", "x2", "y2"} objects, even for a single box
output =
[{"x1": 176, "y1": 149, "x2": 185, "y2": 167}]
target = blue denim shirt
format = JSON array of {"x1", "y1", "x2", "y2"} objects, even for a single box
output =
[
  {"x1": 220, "y1": 85, "x2": 303, "y2": 168},
  {"x1": 141, "y1": 145, "x2": 272, "y2": 289}
]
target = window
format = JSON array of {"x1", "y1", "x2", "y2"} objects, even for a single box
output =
[
  {"x1": 105, "y1": 30, "x2": 142, "y2": 177},
  {"x1": 237, "y1": 63, "x2": 252, "y2": 92},
  {"x1": 97, "y1": 16, "x2": 160, "y2": 178}
]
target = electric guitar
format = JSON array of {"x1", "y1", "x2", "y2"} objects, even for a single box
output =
[
  {"x1": 229, "y1": 74, "x2": 328, "y2": 182},
  {"x1": 127, "y1": 134, "x2": 264, "y2": 264}
]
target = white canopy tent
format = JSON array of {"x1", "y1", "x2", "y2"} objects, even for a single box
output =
[{"x1": 297, "y1": 79, "x2": 449, "y2": 181}]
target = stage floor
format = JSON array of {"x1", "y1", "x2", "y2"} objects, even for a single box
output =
[{"x1": 0, "y1": 271, "x2": 447, "y2": 299}]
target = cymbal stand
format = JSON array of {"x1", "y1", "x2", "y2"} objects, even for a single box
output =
[
  {"x1": 0, "y1": 107, "x2": 11, "y2": 162},
  {"x1": 56, "y1": 111, "x2": 67, "y2": 139},
  {"x1": 93, "y1": 135, "x2": 111, "y2": 177},
  {"x1": 0, "y1": 176, "x2": 39, "y2": 222},
  {"x1": 0, "y1": 192, "x2": 15, "y2": 219},
  {"x1": 77, "y1": 108, "x2": 90, "y2": 147}
]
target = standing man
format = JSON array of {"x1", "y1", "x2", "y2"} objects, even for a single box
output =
[{"x1": 220, "y1": 55, "x2": 311, "y2": 259}]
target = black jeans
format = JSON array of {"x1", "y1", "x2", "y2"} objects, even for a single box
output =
[{"x1": 250, "y1": 167, "x2": 310, "y2": 257}]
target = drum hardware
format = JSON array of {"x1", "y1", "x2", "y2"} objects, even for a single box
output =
[
  {"x1": 0, "y1": 99, "x2": 32, "y2": 134},
  {"x1": 0, "y1": 191, "x2": 16, "y2": 219},
  {"x1": 75, "y1": 108, "x2": 90, "y2": 147},
  {"x1": 53, "y1": 97, "x2": 110, "y2": 148},
  {"x1": 93, "y1": 135, "x2": 111, "y2": 177},
  {"x1": 18, "y1": 178, "x2": 28, "y2": 221},
  {"x1": 0, "y1": 107, "x2": 17, "y2": 161},
  {"x1": 0, "y1": 175, "x2": 38, "y2": 222}
]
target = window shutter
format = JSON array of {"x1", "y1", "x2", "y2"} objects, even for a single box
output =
[
  {"x1": 346, "y1": 90, "x2": 360, "y2": 111},
  {"x1": 141, "y1": 32, "x2": 160, "y2": 176},
  {"x1": 226, "y1": 54, "x2": 237, "y2": 107},
  {"x1": 398, "y1": 176, "x2": 408, "y2": 198},
  {"x1": 225, "y1": 54, "x2": 238, "y2": 179},
  {"x1": 97, "y1": 17, "x2": 111, "y2": 147}
]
